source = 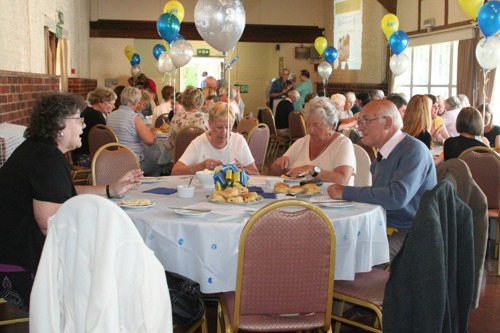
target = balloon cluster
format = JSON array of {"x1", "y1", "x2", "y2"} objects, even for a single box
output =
[
  {"x1": 313, "y1": 37, "x2": 338, "y2": 95},
  {"x1": 124, "y1": 45, "x2": 142, "y2": 79},
  {"x1": 154, "y1": 1, "x2": 194, "y2": 75},
  {"x1": 381, "y1": 13, "x2": 410, "y2": 76},
  {"x1": 474, "y1": 1, "x2": 500, "y2": 71}
]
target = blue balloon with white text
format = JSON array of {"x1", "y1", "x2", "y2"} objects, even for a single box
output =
[
  {"x1": 157, "y1": 13, "x2": 180, "y2": 43},
  {"x1": 389, "y1": 30, "x2": 409, "y2": 55}
]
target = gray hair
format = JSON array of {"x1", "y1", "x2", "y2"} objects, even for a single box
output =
[
  {"x1": 445, "y1": 96, "x2": 462, "y2": 110},
  {"x1": 304, "y1": 97, "x2": 339, "y2": 128},
  {"x1": 344, "y1": 91, "x2": 356, "y2": 103},
  {"x1": 330, "y1": 93, "x2": 346, "y2": 110},
  {"x1": 377, "y1": 100, "x2": 403, "y2": 129},
  {"x1": 120, "y1": 86, "x2": 142, "y2": 107}
]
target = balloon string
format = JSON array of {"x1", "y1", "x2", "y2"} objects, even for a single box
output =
[{"x1": 226, "y1": 52, "x2": 231, "y2": 167}]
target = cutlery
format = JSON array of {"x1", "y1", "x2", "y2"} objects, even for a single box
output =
[{"x1": 168, "y1": 207, "x2": 212, "y2": 213}]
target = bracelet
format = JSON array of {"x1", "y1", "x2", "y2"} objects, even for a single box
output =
[{"x1": 106, "y1": 184, "x2": 112, "y2": 198}]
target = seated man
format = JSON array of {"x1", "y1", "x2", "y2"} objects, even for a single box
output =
[
  {"x1": 327, "y1": 99, "x2": 436, "y2": 260},
  {"x1": 275, "y1": 89, "x2": 299, "y2": 136}
]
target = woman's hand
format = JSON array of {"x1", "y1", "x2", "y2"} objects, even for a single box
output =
[
  {"x1": 233, "y1": 159, "x2": 243, "y2": 169},
  {"x1": 204, "y1": 159, "x2": 222, "y2": 171},
  {"x1": 286, "y1": 165, "x2": 313, "y2": 179},
  {"x1": 275, "y1": 156, "x2": 290, "y2": 170},
  {"x1": 109, "y1": 169, "x2": 144, "y2": 197}
]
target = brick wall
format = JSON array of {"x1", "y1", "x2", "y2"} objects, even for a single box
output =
[
  {"x1": 317, "y1": 83, "x2": 389, "y2": 98},
  {"x1": 0, "y1": 71, "x2": 60, "y2": 126},
  {"x1": 68, "y1": 78, "x2": 98, "y2": 99}
]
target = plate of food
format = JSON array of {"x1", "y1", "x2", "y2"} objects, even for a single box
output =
[
  {"x1": 118, "y1": 199, "x2": 155, "y2": 210},
  {"x1": 208, "y1": 188, "x2": 264, "y2": 205},
  {"x1": 280, "y1": 175, "x2": 307, "y2": 184},
  {"x1": 274, "y1": 183, "x2": 321, "y2": 196},
  {"x1": 174, "y1": 209, "x2": 212, "y2": 216},
  {"x1": 318, "y1": 201, "x2": 354, "y2": 209}
]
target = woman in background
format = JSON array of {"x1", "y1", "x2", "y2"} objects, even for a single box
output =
[
  {"x1": 427, "y1": 94, "x2": 449, "y2": 145},
  {"x1": 402, "y1": 95, "x2": 432, "y2": 149},
  {"x1": 152, "y1": 85, "x2": 174, "y2": 124},
  {"x1": 480, "y1": 104, "x2": 500, "y2": 147}
]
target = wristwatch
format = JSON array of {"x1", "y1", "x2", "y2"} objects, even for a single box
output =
[{"x1": 312, "y1": 166, "x2": 321, "y2": 177}]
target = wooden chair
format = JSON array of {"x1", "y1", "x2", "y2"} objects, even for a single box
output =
[
  {"x1": 65, "y1": 152, "x2": 91, "y2": 185},
  {"x1": 173, "y1": 126, "x2": 205, "y2": 164},
  {"x1": 288, "y1": 110, "x2": 307, "y2": 143},
  {"x1": 458, "y1": 147, "x2": 500, "y2": 275},
  {"x1": 353, "y1": 143, "x2": 372, "y2": 186},
  {"x1": 88, "y1": 124, "x2": 118, "y2": 160},
  {"x1": 259, "y1": 107, "x2": 289, "y2": 162},
  {"x1": 218, "y1": 199, "x2": 336, "y2": 333},
  {"x1": 91, "y1": 143, "x2": 140, "y2": 186},
  {"x1": 247, "y1": 123, "x2": 270, "y2": 174},
  {"x1": 236, "y1": 116, "x2": 258, "y2": 140}
]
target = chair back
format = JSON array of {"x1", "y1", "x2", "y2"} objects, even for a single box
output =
[
  {"x1": 436, "y1": 158, "x2": 488, "y2": 309},
  {"x1": 259, "y1": 107, "x2": 278, "y2": 138},
  {"x1": 355, "y1": 136, "x2": 377, "y2": 162},
  {"x1": 154, "y1": 113, "x2": 170, "y2": 128},
  {"x1": 236, "y1": 116, "x2": 259, "y2": 139},
  {"x1": 288, "y1": 111, "x2": 307, "y2": 142},
  {"x1": 353, "y1": 143, "x2": 372, "y2": 186},
  {"x1": 30, "y1": 194, "x2": 172, "y2": 332},
  {"x1": 247, "y1": 124, "x2": 270, "y2": 173},
  {"x1": 91, "y1": 143, "x2": 140, "y2": 186},
  {"x1": 88, "y1": 124, "x2": 118, "y2": 160},
  {"x1": 232, "y1": 199, "x2": 336, "y2": 332},
  {"x1": 458, "y1": 147, "x2": 500, "y2": 209},
  {"x1": 173, "y1": 126, "x2": 205, "y2": 164}
]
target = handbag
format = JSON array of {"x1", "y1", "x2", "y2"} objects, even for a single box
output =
[{"x1": 165, "y1": 271, "x2": 206, "y2": 327}]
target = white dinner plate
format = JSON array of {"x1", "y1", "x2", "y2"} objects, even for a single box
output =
[
  {"x1": 208, "y1": 195, "x2": 264, "y2": 205},
  {"x1": 141, "y1": 177, "x2": 164, "y2": 184},
  {"x1": 282, "y1": 177, "x2": 307, "y2": 184},
  {"x1": 319, "y1": 201, "x2": 354, "y2": 208},
  {"x1": 118, "y1": 202, "x2": 156, "y2": 210},
  {"x1": 174, "y1": 209, "x2": 212, "y2": 216}
]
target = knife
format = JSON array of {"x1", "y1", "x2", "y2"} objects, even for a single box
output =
[{"x1": 168, "y1": 207, "x2": 212, "y2": 213}]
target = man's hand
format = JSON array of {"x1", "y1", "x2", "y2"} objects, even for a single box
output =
[{"x1": 327, "y1": 184, "x2": 345, "y2": 200}]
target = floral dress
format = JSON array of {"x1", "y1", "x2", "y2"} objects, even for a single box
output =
[{"x1": 166, "y1": 110, "x2": 210, "y2": 149}]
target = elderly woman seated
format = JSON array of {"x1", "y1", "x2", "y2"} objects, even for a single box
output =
[
  {"x1": 271, "y1": 97, "x2": 355, "y2": 185},
  {"x1": 170, "y1": 102, "x2": 259, "y2": 175}
]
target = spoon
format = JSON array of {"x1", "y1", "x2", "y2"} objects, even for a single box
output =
[{"x1": 188, "y1": 176, "x2": 194, "y2": 187}]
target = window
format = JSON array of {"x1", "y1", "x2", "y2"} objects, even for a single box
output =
[
  {"x1": 395, "y1": 41, "x2": 458, "y2": 98},
  {"x1": 179, "y1": 57, "x2": 224, "y2": 91}
]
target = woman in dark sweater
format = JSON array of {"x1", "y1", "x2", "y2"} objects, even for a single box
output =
[{"x1": 402, "y1": 95, "x2": 432, "y2": 149}]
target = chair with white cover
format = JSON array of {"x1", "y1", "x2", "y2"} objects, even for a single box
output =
[
  {"x1": 247, "y1": 123, "x2": 270, "y2": 174},
  {"x1": 88, "y1": 124, "x2": 118, "y2": 161},
  {"x1": 353, "y1": 143, "x2": 372, "y2": 186},
  {"x1": 173, "y1": 126, "x2": 205, "y2": 164},
  {"x1": 218, "y1": 199, "x2": 336, "y2": 333},
  {"x1": 236, "y1": 116, "x2": 259, "y2": 140},
  {"x1": 458, "y1": 146, "x2": 500, "y2": 275},
  {"x1": 29, "y1": 194, "x2": 172, "y2": 333},
  {"x1": 91, "y1": 142, "x2": 140, "y2": 186}
]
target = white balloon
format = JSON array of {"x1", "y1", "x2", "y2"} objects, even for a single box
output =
[
  {"x1": 169, "y1": 40, "x2": 193, "y2": 68},
  {"x1": 131, "y1": 65, "x2": 141, "y2": 79},
  {"x1": 475, "y1": 36, "x2": 500, "y2": 71},
  {"x1": 194, "y1": 0, "x2": 246, "y2": 52},
  {"x1": 317, "y1": 62, "x2": 332, "y2": 80},
  {"x1": 156, "y1": 52, "x2": 176, "y2": 74},
  {"x1": 389, "y1": 53, "x2": 409, "y2": 76}
]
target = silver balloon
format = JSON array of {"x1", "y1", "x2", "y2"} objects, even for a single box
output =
[
  {"x1": 389, "y1": 53, "x2": 409, "y2": 76},
  {"x1": 169, "y1": 40, "x2": 193, "y2": 68},
  {"x1": 131, "y1": 65, "x2": 141, "y2": 79},
  {"x1": 156, "y1": 52, "x2": 176, "y2": 74},
  {"x1": 475, "y1": 36, "x2": 500, "y2": 71},
  {"x1": 317, "y1": 62, "x2": 332, "y2": 80},
  {"x1": 194, "y1": 0, "x2": 246, "y2": 52}
]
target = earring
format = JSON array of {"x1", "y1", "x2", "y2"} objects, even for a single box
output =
[{"x1": 58, "y1": 131, "x2": 64, "y2": 137}]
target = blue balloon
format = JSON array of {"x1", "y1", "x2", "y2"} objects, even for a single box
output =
[
  {"x1": 130, "y1": 53, "x2": 141, "y2": 66},
  {"x1": 324, "y1": 46, "x2": 338, "y2": 64},
  {"x1": 389, "y1": 30, "x2": 409, "y2": 55},
  {"x1": 153, "y1": 44, "x2": 166, "y2": 60},
  {"x1": 478, "y1": 2, "x2": 500, "y2": 37},
  {"x1": 157, "y1": 13, "x2": 180, "y2": 43},
  {"x1": 169, "y1": 34, "x2": 185, "y2": 48}
]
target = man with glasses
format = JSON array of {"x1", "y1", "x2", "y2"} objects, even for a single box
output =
[
  {"x1": 269, "y1": 68, "x2": 294, "y2": 111},
  {"x1": 328, "y1": 99, "x2": 436, "y2": 260}
]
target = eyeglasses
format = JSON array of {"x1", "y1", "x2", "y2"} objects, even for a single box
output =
[
  {"x1": 66, "y1": 117, "x2": 85, "y2": 125},
  {"x1": 358, "y1": 116, "x2": 386, "y2": 126}
]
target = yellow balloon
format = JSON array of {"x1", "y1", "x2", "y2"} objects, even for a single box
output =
[
  {"x1": 163, "y1": 1, "x2": 185, "y2": 23},
  {"x1": 124, "y1": 45, "x2": 135, "y2": 61},
  {"x1": 162, "y1": 40, "x2": 170, "y2": 52},
  {"x1": 458, "y1": 0, "x2": 484, "y2": 20},
  {"x1": 381, "y1": 13, "x2": 399, "y2": 40},
  {"x1": 314, "y1": 37, "x2": 328, "y2": 56}
]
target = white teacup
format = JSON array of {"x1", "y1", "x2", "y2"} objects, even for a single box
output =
[
  {"x1": 265, "y1": 177, "x2": 282, "y2": 189},
  {"x1": 177, "y1": 185, "x2": 195, "y2": 198}
]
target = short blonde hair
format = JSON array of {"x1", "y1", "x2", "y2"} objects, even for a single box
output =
[
  {"x1": 181, "y1": 86, "x2": 204, "y2": 110},
  {"x1": 208, "y1": 102, "x2": 235, "y2": 124}
]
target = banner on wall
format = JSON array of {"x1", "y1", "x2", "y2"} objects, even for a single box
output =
[{"x1": 334, "y1": 0, "x2": 363, "y2": 70}]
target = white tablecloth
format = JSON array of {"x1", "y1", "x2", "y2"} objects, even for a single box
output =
[{"x1": 119, "y1": 176, "x2": 389, "y2": 293}]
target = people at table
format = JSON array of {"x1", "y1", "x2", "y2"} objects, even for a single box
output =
[
  {"x1": 480, "y1": 104, "x2": 500, "y2": 147},
  {"x1": 427, "y1": 94, "x2": 450, "y2": 145},
  {"x1": 271, "y1": 97, "x2": 356, "y2": 185},
  {"x1": 166, "y1": 86, "x2": 209, "y2": 150},
  {"x1": 171, "y1": 102, "x2": 259, "y2": 176},
  {"x1": 443, "y1": 107, "x2": 489, "y2": 160},
  {"x1": 71, "y1": 87, "x2": 117, "y2": 167},
  {"x1": 152, "y1": 85, "x2": 174, "y2": 125},
  {"x1": 441, "y1": 96, "x2": 462, "y2": 137},
  {"x1": 385, "y1": 93, "x2": 407, "y2": 119},
  {"x1": 106, "y1": 86, "x2": 161, "y2": 176},
  {"x1": 269, "y1": 68, "x2": 294, "y2": 108},
  {"x1": 294, "y1": 69, "x2": 313, "y2": 110},
  {"x1": 402, "y1": 95, "x2": 432, "y2": 149},
  {"x1": 0, "y1": 93, "x2": 143, "y2": 311},
  {"x1": 327, "y1": 99, "x2": 436, "y2": 260},
  {"x1": 218, "y1": 85, "x2": 241, "y2": 123},
  {"x1": 275, "y1": 89, "x2": 300, "y2": 136}
]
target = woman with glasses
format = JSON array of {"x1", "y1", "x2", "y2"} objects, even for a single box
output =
[
  {"x1": 0, "y1": 93, "x2": 143, "y2": 311},
  {"x1": 479, "y1": 104, "x2": 500, "y2": 147},
  {"x1": 71, "y1": 87, "x2": 117, "y2": 167},
  {"x1": 271, "y1": 97, "x2": 355, "y2": 185}
]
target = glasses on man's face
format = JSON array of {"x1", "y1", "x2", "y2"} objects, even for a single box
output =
[
  {"x1": 66, "y1": 116, "x2": 85, "y2": 125},
  {"x1": 358, "y1": 116, "x2": 386, "y2": 126}
]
